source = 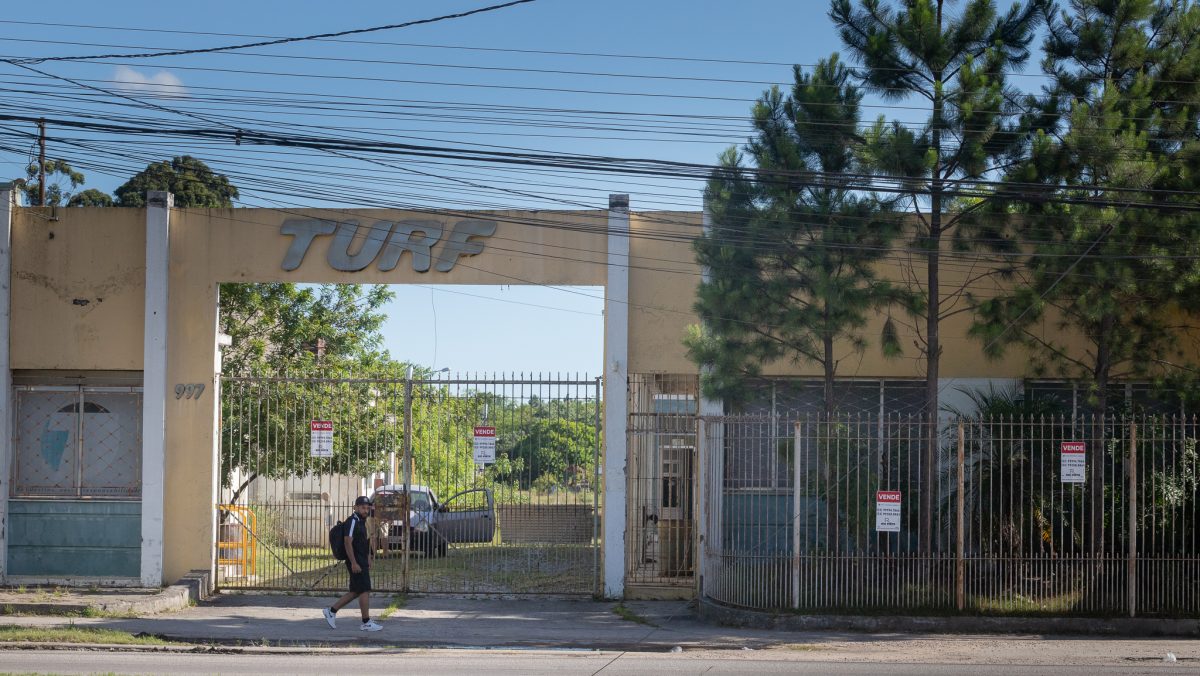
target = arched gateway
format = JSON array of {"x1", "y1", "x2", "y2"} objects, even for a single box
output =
[{"x1": 0, "y1": 191, "x2": 708, "y2": 598}]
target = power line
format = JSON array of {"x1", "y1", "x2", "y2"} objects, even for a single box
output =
[
  {"x1": 12, "y1": 124, "x2": 1199, "y2": 288},
  {"x1": 7, "y1": 111, "x2": 1200, "y2": 211},
  {"x1": 8, "y1": 114, "x2": 1200, "y2": 269},
  {"x1": 6, "y1": 67, "x2": 1187, "y2": 151},
  {"x1": 7, "y1": 106, "x2": 1190, "y2": 265},
  {"x1": 0, "y1": 16, "x2": 1157, "y2": 86},
  {"x1": 4, "y1": 1, "x2": 540, "y2": 65}
]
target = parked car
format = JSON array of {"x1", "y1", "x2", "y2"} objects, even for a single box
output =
[{"x1": 371, "y1": 484, "x2": 495, "y2": 557}]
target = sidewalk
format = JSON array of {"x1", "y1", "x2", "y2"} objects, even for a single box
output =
[
  {"x1": 4, "y1": 594, "x2": 731, "y2": 650},
  {"x1": 1, "y1": 592, "x2": 1197, "y2": 665}
]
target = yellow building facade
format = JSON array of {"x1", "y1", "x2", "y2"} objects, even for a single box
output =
[{"x1": 0, "y1": 191, "x2": 1105, "y2": 595}]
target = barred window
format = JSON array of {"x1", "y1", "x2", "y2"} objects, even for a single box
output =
[
  {"x1": 12, "y1": 386, "x2": 142, "y2": 498},
  {"x1": 724, "y1": 378, "x2": 926, "y2": 490},
  {"x1": 1025, "y1": 380, "x2": 1185, "y2": 417}
]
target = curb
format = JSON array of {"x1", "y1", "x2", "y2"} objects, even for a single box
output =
[
  {"x1": 107, "y1": 585, "x2": 191, "y2": 615},
  {"x1": 0, "y1": 636, "x2": 747, "y2": 653},
  {"x1": 1, "y1": 570, "x2": 210, "y2": 618},
  {"x1": 698, "y1": 597, "x2": 1200, "y2": 637},
  {"x1": 0, "y1": 585, "x2": 190, "y2": 617}
]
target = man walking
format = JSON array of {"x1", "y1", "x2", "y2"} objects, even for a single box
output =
[{"x1": 323, "y1": 496, "x2": 382, "y2": 631}]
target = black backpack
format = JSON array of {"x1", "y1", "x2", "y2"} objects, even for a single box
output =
[{"x1": 329, "y1": 520, "x2": 347, "y2": 560}]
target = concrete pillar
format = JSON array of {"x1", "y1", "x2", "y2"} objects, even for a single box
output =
[
  {"x1": 141, "y1": 191, "x2": 172, "y2": 586},
  {"x1": 0, "y1": 189, "x2": 13, "y2": 582},
  {"x1": 696, "y1": 203, "x2": 723, "y2": 602},
  {"x1": 602, "y1": 194, "x2": 630, "y2": 598}
]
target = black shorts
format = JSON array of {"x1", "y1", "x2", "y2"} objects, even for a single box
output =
[{"x1": 346, "y1": 565, "x2": 371, "y2": 593}]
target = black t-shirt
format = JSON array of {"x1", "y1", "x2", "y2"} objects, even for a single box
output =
[{"x1": 344, "y1": 512, "x2": 371, "y2": 567}]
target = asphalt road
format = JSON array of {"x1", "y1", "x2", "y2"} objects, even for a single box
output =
[{"x1": 0, "y1": 649, "x2": 1188, "y2": 675}]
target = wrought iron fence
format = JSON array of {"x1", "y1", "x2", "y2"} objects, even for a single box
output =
[
  {"x1": 217, "y1": 373, "x2": 602, "y2": 596},
  {"x1": 700, "y1": 413, "x2": 1200, "y2": 617}
]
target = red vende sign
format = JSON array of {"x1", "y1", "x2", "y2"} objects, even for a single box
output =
[
  {"x1": 876, "y1": 491, "x2": 902, "y2": 503},
  {"x1": 311, "y1": 420, "x2": 333, "y2": 432},
  {"x1": 1061, "y1": 441, "x2": 1086, "y2": 454},
  {"x1": 474, "y1": 426, "x2": 496, "y2": 437}
]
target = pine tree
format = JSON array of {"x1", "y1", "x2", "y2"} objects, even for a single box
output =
[
  {"x1": 689, "y1": 56, "x2": 914, "y2": 554},
  {"x1": 970, "y1": 0, "x2": 1200, "y2": 553},
  {"x1": 830, "y1": 0, "x2": 1044, "y2": 552},
  {"x1": 689, "y1": 55, "x2": 909, "y2": 416}
]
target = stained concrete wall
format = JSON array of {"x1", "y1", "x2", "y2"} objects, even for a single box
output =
[
  {"x1": 9, "y1": 207, "x2": 145, "y2": 370},
  {"x1": 626, "y1": 211, "x2": 1071, "y2": 380}
]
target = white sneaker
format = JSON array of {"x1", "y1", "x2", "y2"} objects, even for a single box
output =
[
  {"x1": 360, "y1": 619, "x2": 383, "y2": 632},
  {"x1": 322, "y1": 608, "x2": 337, "y2": 629}
]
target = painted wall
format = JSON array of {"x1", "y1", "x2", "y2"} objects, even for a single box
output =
[
  {"x1": 7, "y1": 500, "x2": 140, "y2": 577},
  {"x1": 625, "y1": 212, "x2": 1073, "y2": 380},
  {"x1": 9, "y1": 208, "x2": 145, "y2": 370},
  {"x1": 628, "y1": 212, "x2": 704, "y2": 374}
]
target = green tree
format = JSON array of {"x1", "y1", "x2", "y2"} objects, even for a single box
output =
[
  {"x1": 217, "y1": 283, "x2": 398, "y2": 504},
  {"x1": 688, "y1": 56, "x2": 911, "y2": 412},
  {"x1": 970, "y1": 0, "x2": 1200, "y2": 552},
  {"x1": 113, "y1": 155, "x2": 238, "y2": 207},
  {"x1": 67, "y1": 188, "x2": 114, "y2": 207},
  {"x1": 21, "y1": 158, "x2": 84, "y2": 206},
  {"x1": 218, "y1": 283, "x2": 394, "y2": 377},
  {"x1": 505, "y1": 418, "x2": 598, "y2": 488},
  {"x1": 830, "y1": 0, "x2": 1045, "y2": 552},
  {"x1": 15, "y1": 160, "x2": 114, "y2": 206}
]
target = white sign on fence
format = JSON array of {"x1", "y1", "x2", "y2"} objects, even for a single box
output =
[
  {"x1": 875, "y1": 490, "x2": 902, "y2": 533},
  {"x1": 473, "y1": 425, "x2": 496, "y2": 464},
  {"x1": 1061, "y1": 441, "x2": 1086, "y2": 483},
  {"x1": 310, "y1": 420, "x2": 334, "y2": 458}
]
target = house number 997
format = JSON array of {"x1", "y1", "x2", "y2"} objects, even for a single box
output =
[{"x1": 175, "y1": 383, "x2": 206, "y2": 400}]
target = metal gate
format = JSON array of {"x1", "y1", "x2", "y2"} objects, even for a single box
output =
[
  {"x1": 216, "y1": 373, "x2": 602, "y2": 595},
  {"x1": 626, "y1": 374, "x2": 700, "y2": 590}
]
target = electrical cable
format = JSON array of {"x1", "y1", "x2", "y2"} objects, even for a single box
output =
[{"x1": 4, "y1": 1, "x2": 540, "y2": 65}]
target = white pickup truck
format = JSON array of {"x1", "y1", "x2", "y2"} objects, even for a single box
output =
[{"x1": 371, "y1": 484, "x2": 496, "y2": 557}]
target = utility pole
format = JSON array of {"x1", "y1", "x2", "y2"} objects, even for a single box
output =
[{"x1": 37, "y1": 119, "x2": 46, "y2": 207}]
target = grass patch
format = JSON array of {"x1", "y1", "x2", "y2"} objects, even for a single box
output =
[
  {"x1": 612, "y1": 603, "x2": 656, "y2": 627},
  {"x1": 971, "y1": 590, "x2": 1085, "y2": 615},
  {"x1": 78, "y1": 605, "x2": 140, "y2": 619},
  {"x1": 225, "y1": 543, "x2": 595, "y2": 594},
  {"x1": 0, "y1": 625, "x2": 176, "y2": 645},
  {"x1": 378, "y1": 595, "x2": 408, "y2": 620}
]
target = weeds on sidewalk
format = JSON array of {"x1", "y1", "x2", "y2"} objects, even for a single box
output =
[
  {"x1": 379, "y1": 595, "x2": 408, "y2": 620},
  {"x1": 0, "y1": 605, "x2": 137, "y2": 619},
  {"x1": 612, "y1": 604, "x2": 657, "y2": 627},
  {"x1": 0, "y1": 624, "x2": 177, "y2": 646},
  {"x1": 79, "y1": 605, "x2": 140, "y2": 619}
]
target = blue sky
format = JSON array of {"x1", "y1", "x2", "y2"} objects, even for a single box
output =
[{"x1": 0, "y1": 2, "x2": 857, "y2": 373}]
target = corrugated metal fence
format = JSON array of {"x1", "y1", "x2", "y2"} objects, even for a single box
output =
[{"x1": 700, "y1": 414, "x2": 1200, "y2": 616}]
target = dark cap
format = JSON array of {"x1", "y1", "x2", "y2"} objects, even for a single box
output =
[{"x1": 354, "y1": 496, "x2": 372, "y2": 506}]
